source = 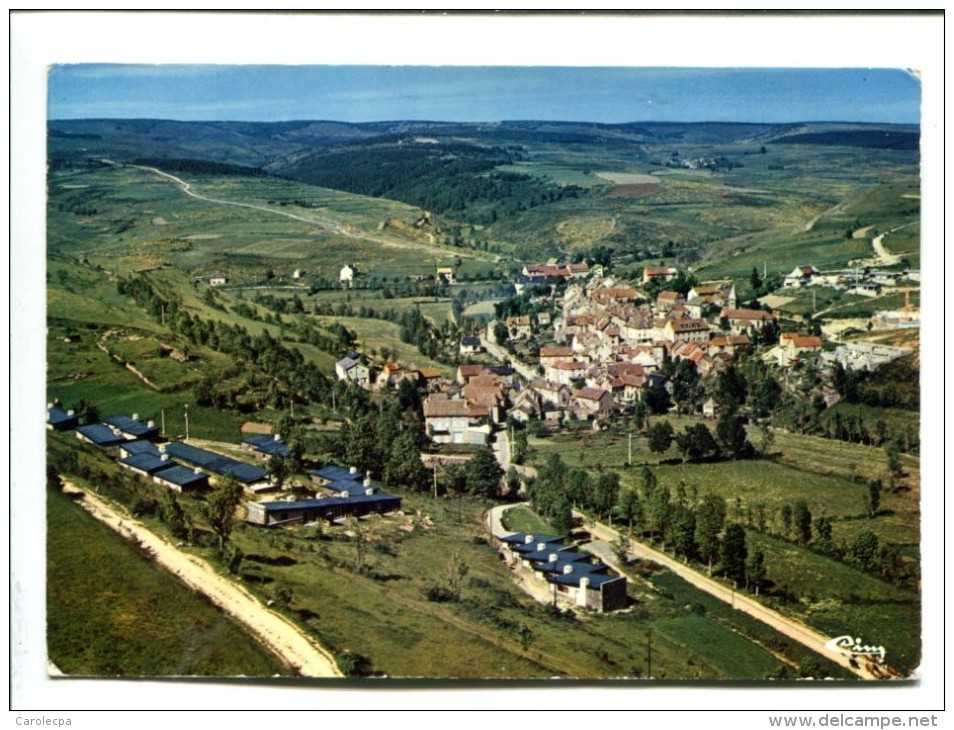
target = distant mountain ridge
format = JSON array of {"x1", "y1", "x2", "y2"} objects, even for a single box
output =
[{"x1": 48, "y1": 118, "x2": 919, "y2": 169}]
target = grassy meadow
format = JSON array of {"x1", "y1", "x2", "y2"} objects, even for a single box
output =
[{"x1": 47, "y1": 487, "x2": 289, "y2": 677}]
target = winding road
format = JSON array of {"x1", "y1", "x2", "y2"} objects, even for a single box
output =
[
  {"x1": 62, "y1": 481, "x2": 342, "y2": 678},
  {"x1": 129, "y1": 164, "x2": 485, "y2": 261}
]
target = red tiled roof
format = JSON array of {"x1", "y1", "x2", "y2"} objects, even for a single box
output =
[
  {"x1": 540, "y1": 346, "x2": 574, "y2": 358},
  {"x1": 724, "y1": 308, "x2": 775, "y2": 321},
  {"x1": 573, "y1": 387, "x2": 610, "y2": 402}
]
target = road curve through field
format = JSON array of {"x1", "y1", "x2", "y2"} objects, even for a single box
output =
[
  {"x1": 582, "y1": 516, "x2": 897, "y2": 680},
  {"x1": 62, "y1": 481, "x2": 342, "y2": 678},
  {"x1": 130, "y1": 164, "x2": 483, "y2": 260}
]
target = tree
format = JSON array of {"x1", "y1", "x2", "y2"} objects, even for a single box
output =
[
  {"x1": 675, "y1": 423, "x2": 720, "y2": 462},
  {"x1": 716, "y1": 410, "x2": 752, "y2": 459},
  {"x1": 647, "y1": 420, "x2": 675, "y2": 455},
  {"x1": 511, "y1": 427, "x2": 529, "y2": 465},
  {"x1": 864, "y1": 479, "x2": 882, "y2": 518},
  {"x1": 716, "y1": 365, "x2": 748, "y2": 410},
  {"x1": 757, "y1": 423, "x2": 775, "y2": 457},
  {"x1": 617, "y1": 487, "x2": 642, "y2": 535},
  {"x1": 848, "y1": 530, "x2": 880, "y2": 571},
  {"x1": 792, "y1": 500, "x2": 812, "y2": 546},
  {"x1": 344, "y1": 516, "x2": 368, "y2": 574},
  {"x1": 750, "y1": 267, "x2": 763, "y2": 292},
  {"x1": 720, "y1": 524, "x2": 748, "y2": 586},
  {"x1": 160, "y1": 489, "x2": 190, "y2": 541},
  {"x1": 885, "y1": 440, "x2": 903, "y2": 479},
  {"x1": 669, "y1": 506, "x2": 697, "y2": 561},
  {"x1": 386, "y1": 429, "x2": 429, "y2": 491},
  {"x1": 780, "y1": 504, "x2": 793, "y2": 538},
  {"x1": 445, "y1": 550, "x2": 470, "y2": 602},
  {"x1": 593, "y1": 471, "x2": 621, "y2": 519},
  {"x1": 493, "y1": 321, "x2": 509, "y2": 345},
  {"x1": 204, "y1": 477, "x2": 243, "y2": 551},
  {"x1": 643, "y1": 380, "x2": 672, "y2": 415},
  {"x1": 648, "y1": 486, "x2": 672, "y2": 545},
  {"x1": 746, "y1": 547, "x2": 767, "y2": 594},
  {"x1": 465, "y1": 445, "x2": 504, "y2": 498},
  {"x1": 268, "y1": 454, "x2": 290, "y2": 490},
  {"x1": 670, "y1": 359, "x2": 701, "y2": 413},
  {"x1": 695, "y1": 494, "x2": 727, "y2": 573}
]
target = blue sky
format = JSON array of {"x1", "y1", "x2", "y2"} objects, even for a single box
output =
[{"x1": 47, "y1": 65, "x2": 920, "y2": 125}]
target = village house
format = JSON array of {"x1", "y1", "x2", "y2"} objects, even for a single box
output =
[
  {"x1": 777, "y1": 333, "x2": 824, "y2": 367},
  {"x1": 436, "y1": 266, "x2": 456, "y2": 284},
  {"x1": 688, "y1": 281, "x2": 737, "y2": 311},
  {"x1": 656, "y1": 290, "x2": 685, "y2": 313},
  {"x1": 505, "y1": 315, "x2": 533, "y2": 340},
  {"x1": 707, "y1": 334, "x2": 751, "y2": 356},
  {"x1": 335, "y1": 355, "x2": 371, "y2": 387},
  {"x1": 663, "y1": 318, "x2": 711, "y2": 344},
  {"x1": 375, "y1": 362, "x2": 406, "y2": 390},
  {"x1": 339, "y1": 264, "x2": 356, "y2": 287},
  {"x1": 546, "y1": 359, "x2": 588, "y2": 386},
  {"x1": 422, "y1": 393, "x2": 491, "y2": 445},
  {"x1": 702, "y1": 397, "x2": 720, "y2": 419},
  {"x1": 784, "y1": 265, "x2": 821, "y2": 288},
  {"x1": 463, "y1": 373, "x2": 508, "y2": 424},
  {"x1": 529, "y1": 379, "x2": 572, "y2": 409},
  {"x1": 459, "y1": 335, "x2": 483, "y2": 356},
  {"x1": 538, "y1": 345, "x2": 574, "y2": 368},
  {"x1": 642, "y1": 266, "x2": 678, "y2": 284},
  {"x1": 456, "y1": 363, "x2": 486, "y2": 384},
  {"x1": 414, "y1": 367, "x2": 444, "y2": 392},
  {"x1": 722, "y1": 308, "x2": 777, "y2": 335},
  {"x1": 208, "y1": 273, "x2": 228, "y2": 286},
  {"x1": 569, "y1": 387, "x2": 614, "y2": 421}
]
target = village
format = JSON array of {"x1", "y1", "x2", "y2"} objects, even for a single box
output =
[{"x1": 335, "y1": 258, "x2": 916, "y2": 448}]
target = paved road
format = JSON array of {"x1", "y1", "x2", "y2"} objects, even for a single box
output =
[
  {"x1": 582, "y1": 515, "x2": 896, "y2": 680},
  {"x1": 63, "y1": 481, "x2": 342, "y2": 678}
]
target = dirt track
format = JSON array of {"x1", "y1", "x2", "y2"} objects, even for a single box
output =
[
  {"x1": 583, "y1": 517, "x2": 898, "y2": 680},
  {"x1": 62, "y1": 481, "x2": 342, "y2": 678}
]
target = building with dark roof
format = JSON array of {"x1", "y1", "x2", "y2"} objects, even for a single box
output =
[
  {"x1": 46, "y1": 405, "x2": 78, "y2": 432},
  {"x1": 497, "y1": 532, "x2": 628, "y2": 613},
  {"x1": 119, "y1": 452, "x2": 176, "y2": 477},
  {"x1": 242, "y1": 434, "x2": 292, "y2": 460},
  {"x1": 153, "y1": 465, "x2": 211, "y2": 493},
  {"x1": 76, "y1": 424, "x2": 127, "y2": 453},
  {"x1": 246, "y1": 491, "x2": 402, "y2": 527},
  {"x1": 163, "y1": 441, "x2": 268, "y2": 487},
  {"x1": 119, "y1": 440, "x2": 162, "y2": 459},
  {"x1": 102, "y1": 414, "x2": 160, "y2": 441}
]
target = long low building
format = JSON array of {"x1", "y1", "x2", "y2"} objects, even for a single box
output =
[
  {"x1": 497, "y1": 531, "x2": 628, "y2": 613},
  {"x1": 163, "y1": 441, "x2": 269, "y2": 489},
  {"x1": 246, "y1": 492, "x2": 402, "y2": 527}
]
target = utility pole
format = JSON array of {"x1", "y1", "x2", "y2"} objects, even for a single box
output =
[
  {"x1": 433, "y1": 464, "x2": 438, "y2": 499},
  {"x1": 184, "y1": 404, "x2": 189, "y2": 441},
  {"x1": 161, "y1": 409, "x2": 166, "y2": 437},
  {"x1": 628, "y1": 432, "x2": 634, "y2": 466}
]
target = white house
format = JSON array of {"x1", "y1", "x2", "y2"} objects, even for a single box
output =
[
  {"x1": 335, "y1": 356, "x2": 370, "y2": 387},
  {"x1": 339, "y1": 264, "x2": 356, "y2": 287}
]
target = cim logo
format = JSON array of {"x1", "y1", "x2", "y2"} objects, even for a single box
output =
[{"x1": 824, "y1": 635, "x2": 886, "y2": 662}]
